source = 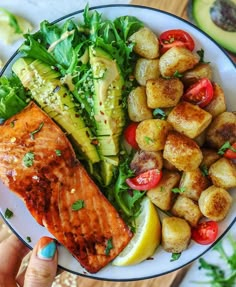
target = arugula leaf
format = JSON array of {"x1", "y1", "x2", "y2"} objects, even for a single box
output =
[{"x1": 114, "y1": 156, "x2": 145, "y2": 219}]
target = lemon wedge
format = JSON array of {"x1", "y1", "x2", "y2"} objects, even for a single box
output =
[{"x1": 112, "y1": 196, "x2": 161, "y2": 266}]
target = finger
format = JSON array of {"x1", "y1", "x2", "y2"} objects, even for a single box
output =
[
  {"x1": 24, "y1": 237, "x2": 58, "y2": 287},
  {"x1": 0, "y1": 234, "x2": 29, "y2": 277}
]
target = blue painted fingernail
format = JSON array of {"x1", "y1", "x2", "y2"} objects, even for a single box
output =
[{"x1": 37, "y1": 237, "x2": 56, "y2": 260}]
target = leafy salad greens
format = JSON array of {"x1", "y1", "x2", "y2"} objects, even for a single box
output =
[{"x1": 0, "y1": 5, "x2": 146, "y2": 226}]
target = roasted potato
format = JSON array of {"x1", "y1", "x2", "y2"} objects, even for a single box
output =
[
  {"x1": 162, "y1": 217, "x2": 191, "y2": 253},
  {"x1": 136, "y1": 119, "x2": 172, "y2": 151},
  {"x1": 198, "y1": 185, "x2": 232, "y2": 221},
  {"x1": 209, "y1": 157, "x2": 236, "y2": 189},
  {"x1": 167, "y1": 101, "x2": 212, "y2": 139},
  {"x1": 163, "y1": 158, "x2": 179, "y2": 171},
  {"x1": 194, "y1": 130, "x2": 206, "y2": 147},
  {"x1": 179, "y1": 168, "x2": 210, "y2": 201},
  {"x1": 128, "y1": 86, "x2": 153, "y2": 122},
  {"x1": 206, "y1": 112, "x2": 236, "y2": 149},
  {"x1": 204, "y1": 83, "x2": 226, "y2": 118},
  {"x1": 128, "y1": 27, "x2": 159, "y2": 59},
  {"x1": 130, "y1": 150, "x2": 163, "y2": 175},
  {"x1": 146, "y1": 78, "x2": 183, "y2": 108},
  {"x1": 171, "y1": 195, "x2": 203, "y2": 227},
  {"x1": 182, "y1": 63, "x2": 213, "y2": 87},
  {"x1": 163, "y1": 131, "x2": 203, "y2": 171},
  {"x1": 147, "y1": 170, "x2": 180, "y2": 210},
  {"x1": 159, "y1": 46, "x2": 199, "y2": 77},
  {"x1": 200, "y1": 148, "x2": 221, "y2": 168},
  {"x1": 135, "y1": 58, "x2": 160, "y2": 86}
]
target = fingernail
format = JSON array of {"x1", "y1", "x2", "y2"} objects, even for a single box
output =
[{"x1": 37, "y1": 237, "x2": 56, "y2": 261}]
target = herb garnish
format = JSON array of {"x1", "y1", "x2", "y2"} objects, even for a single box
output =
[
  {"x1": 30, "y1": 122, "x2": 44, "y2": 139},
  {"x1": 173, "y1": 70, "x2": 183, "y2": 78},
  {"x1": 72, "y1": 200, "x2": 85, "y2": 211},
  {"x1": 0, "y1": 8, "x2": 22, "y2": 34},
  {"x1": 197, "y1": 48, "x2": 210, "y2": 63},
  {"x1": 171, "y1": 252, "x2": 181, "y2": 261},
  {"x1": 218, "y1": 141, "x2": 236, "y2": 155},
  {"x1": 55, "y1": 149, "x2": 62, "y2": 156},
  {"x1": 4, "y1": 208, "x2": 13, "y2": 219},
  {"x1": 22, "y1": 151, "x2": 35, "y2": 167},
  {"x1": 105, "y1": 238, "x2": 113, "y2": 256},
  {"x1": 200, "y1": 164, "x2": 209, "y2": 176},
  {"x1": 26, "y1": 236, "x2": 32, "y2": 243},
  {"x1": 171, "y1": 187, "x2": 185, "y2": 194},
  {"x1": 144, "y1": 136, "x2": 154, "y2": 144},
  {"x1": 153, "y1": 108, "x2": 167, "y2": 120}
]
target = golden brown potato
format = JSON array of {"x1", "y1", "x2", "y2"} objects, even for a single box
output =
[
  {"x1": 163, "y1": 158, "x2": 179, "y2": 171},
  {"x1": 162, "y1": 217, "x2": 191, "y2": 253},
  {"x1": 130, "y1": 150, "x2": 163, "y2": 175},
  {"x1": 182, "y1": 63, "x2": 213, "y2": 87},
  {"x1": 159, "y1": 47, "x2": 199, "y2": 77},
  {"x1": 204, "y1": 83, "x2": 226, "y2": 118},
  {"x1": 194, "y1": 130, "x2": 206, "y2": 147},
  {"x1": 136, "y1": 119, "x2": 172, "y2": 151},
  {"x1": 127, "y1": 86, "x2": 153, "y2": 122},
  {"x1": 179, "y1": 168, "x2": 210, "y2": 201},
  {"x1": 206, "y1": 112, "x2": 236, "y2": 149},
  {"x1": 167, "y1": 101, "x2": 212, "y2": 139},
  {"x1": 135, "y1": 58, "x2": 160, "y2": 86},
  {"x1": 163, "y1": 131, "x2": 203, "y2": 171},
  {"x1": 128, "y1": 27, "x2": 159, "y2": 59},
  {"x1": 200, "y1": 148, "x2": 221, "y2": 169},
  {"x1": 171, "y1": 196, "x2": 202, "y2": 227},
  {"x1": 209, "y1": 157, "x2": 236, "y2": 189},
  {"x1": 147, "y1": 170, "x2": 180, "y2": 210},
  {"x1": 146, "y1": 78, "x2": 183, "y2": 109},
  {"x1": 198, "y1": 185, "x2": 232, "y2": 221}
]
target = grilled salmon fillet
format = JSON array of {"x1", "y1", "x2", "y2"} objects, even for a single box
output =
[{"x1": 0, "y1": 102, "x2": 132, "y2": 273}]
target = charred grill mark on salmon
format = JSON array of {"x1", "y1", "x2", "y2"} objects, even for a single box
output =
[{"x1": 0, "y1": 102, "x2": 133, "y2": 273}]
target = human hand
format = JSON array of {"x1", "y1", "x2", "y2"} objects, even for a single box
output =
[{"x1": 0, "y1": 234, "x2": 58, "y2": 287}]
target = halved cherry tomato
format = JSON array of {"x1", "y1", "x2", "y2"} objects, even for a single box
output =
[
  {"x1": 123, "y1": 122, "x2": 139, "y2": 149},
  {"x1": 182, "y1": 78, "x2": 214, "y2": 108},
  {"x1": 159, "y1": 29, "x2": 195, "y2": 54},
  {"x1": 192, "y1": 221, "x2": 218, "y2": 245},
  {"x1": 126, "y1": 169, "x2": 162, "y2": 191},
  {"x1": 224, "y1": 142, "x2": 236, "y2": 159}
]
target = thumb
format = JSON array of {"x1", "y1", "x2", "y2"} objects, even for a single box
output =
[{"x1": 24, "y1": 237, "x2": 58, "y2": 287}]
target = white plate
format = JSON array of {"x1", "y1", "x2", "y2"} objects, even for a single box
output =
[{"x1": 0, "y1": 4, "x2": 235, "y2": 282}]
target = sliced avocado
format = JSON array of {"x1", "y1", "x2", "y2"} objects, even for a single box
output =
[
  {"x1": 191, "y1": 0, "x2": 236, "y2": 54},
  {"x1": 12, "y1": 57, "x2": 100, "y2": 164},
  {"x1": 89, "y1": 46, "x2": 125, "y2": 185}
]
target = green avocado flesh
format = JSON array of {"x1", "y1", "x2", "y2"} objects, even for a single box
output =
[
  {"x1": 192, "y1": 0, "x2": 236, "y2": 53},
  {"x1": 12, "y1": 57, "x2": 100, "y2": 164}
]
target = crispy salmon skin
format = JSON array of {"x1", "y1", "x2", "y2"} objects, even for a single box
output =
[{"x1": 0, "y1": 102, "x2": 132, "y2": 273}]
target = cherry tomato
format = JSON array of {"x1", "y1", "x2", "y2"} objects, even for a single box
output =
[
  {"x1": 123, "y1": 122, "x2": 139, "y2": 149},
  {"x1": 224, "y1": 142, "x2": 236, "y2": 159},
  {"x1": 182, "y1": 78, "x2": 214, "y2": 108},
  {"x1": 159, "y1": 29, "x2": 195, "y2": 54},
  {"x1": 192, "y1": 221, "x2": 218, "y2": 245},
  {"x1": 126, "y1": 169, "x2": 162, "y2": 191}
]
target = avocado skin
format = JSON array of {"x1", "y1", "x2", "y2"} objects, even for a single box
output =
[
  {"x1": 191, "y1": 0, "x2": 236, "y2": 54},
  {"x1": 12, "y1": 57, "x2": 100, "y2": 164}
]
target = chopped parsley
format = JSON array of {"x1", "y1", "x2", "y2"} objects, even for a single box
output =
[
  {"x1": 72, "y1": 199, "x2": 85, "y2": 211},
  {"x1": 173, "y1": 70, "x2": 183, "y2": 78},
  {"x1": 196, "y1": 48, "x2": 210, "y2": 63},
  {"x1": 153, "y1": 108, "x2": 167, "y2": 120},
  {"x1": 144, "y1": 136, "x2": 154, "y2": 144},
  {"x1": 171, "y1": 252, "x2": 181, "y2": 262},
  {"x1": 55, "y1": 149, "x2": 62, "y2": 156},
  {"x1": 105, "y1": 237, "x2": 113, "y2": 255},
  {"x1": 200, "y1": 164, "x2": 209, "y2": 176},
  {"x1": 10, "y1": 121, "x2": 15, "y2": 128},
  {"x1": 30, "y1": 122, "x2": 44, "y2": 139},
  {"x1": 171, "y1": 187, "x2": 185, "y2": 194},
  {"x1": 22, "y1": 151, "x2": 35, "y2": 167},
  {"x1": 218, "y1": 141, "x2": 236, "y2": 155},
  {"x1": 26, "y1": 236, "x2": 32, "y2": 243},
  {"x1": 4, "y1": 208, "x2": 13, "y2": 219}
]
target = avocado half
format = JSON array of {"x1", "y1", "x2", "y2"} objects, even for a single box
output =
[{"x1": 191, "y1": 0, "x2": 236, "y2": 54}]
